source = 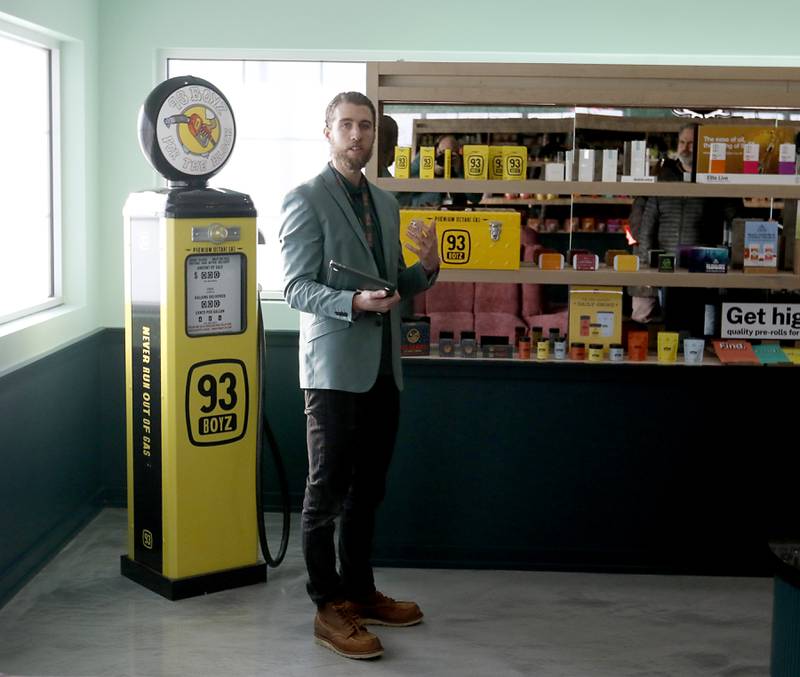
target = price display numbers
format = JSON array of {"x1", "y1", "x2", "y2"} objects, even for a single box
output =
[
  {"x1": 185, "y1": 359, "x2": 248, "y2": 446},
  {"x1": 440, "y1": 228, "x2": 471, "y2": 265},
  {"x1": 186, "y1": 254, "x2": 245, "y2": 336}
]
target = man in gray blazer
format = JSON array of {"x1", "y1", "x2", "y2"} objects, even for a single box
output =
[{"x1": 279, "y1": 91, "x2": 439, "y2": 660}]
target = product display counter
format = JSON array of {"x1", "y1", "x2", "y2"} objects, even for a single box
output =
[{"x1": 372, "y1": 355, "x2": 797, "y2": 575}]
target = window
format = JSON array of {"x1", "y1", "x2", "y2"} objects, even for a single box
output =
[
  {"x1": 166, "y1": 59, "x2": 366, "y2": 296},
  {"x1": 0, "y1": 28, "x2": 59, "y2": 323}
]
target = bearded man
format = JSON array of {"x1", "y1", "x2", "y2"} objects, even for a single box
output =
[{"x1": 279, "y1": 91, "x2": 439, "y2": 660}]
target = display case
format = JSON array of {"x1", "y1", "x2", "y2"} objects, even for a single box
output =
[{"x1": 366, "y1": 62, "x2": 800, "y2": 292}]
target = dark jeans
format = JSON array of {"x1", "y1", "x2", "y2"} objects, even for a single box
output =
[{"x1": 301, "y1": 374, "x2": 400, "y2": 608}]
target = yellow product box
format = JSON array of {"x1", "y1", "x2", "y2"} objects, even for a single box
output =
[
  {"x1": 612, "y1": 254, "x2": 640, "y2": 272},
  {"x1": 441, "y1": 148, "x2": 452, "y2": 179},
  {"x1": 489, "y1": 146, "x2": 504, "y2": 180},
  {"x1": 568, "y1": 286, "x2": 623, "y2": 351},
  {"x1": 697, "y1": 125, "x2": 798, "y2": 175},
  {"x1": 394, "y1": 146, "x2": 411, "y2": 179},
  {"x1": 538, "y1": 252, "x2": 564, "y2": 270},
  {"x1": 419, "y1": 146, "x2": 436, "y2": 180},
  {"x1": 502, "y1": 146, "x2": 528, "y2": 181},
  {"x1": 400, "y1": 209, "x2": 520, "y2": 270},
  {"x1": 462, "y1": 144, "x2": 489, "y2": 180}
]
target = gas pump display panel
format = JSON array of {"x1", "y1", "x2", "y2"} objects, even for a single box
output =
[{"x1": 186, "y1": 253, "x2": 246, "y2": 336}]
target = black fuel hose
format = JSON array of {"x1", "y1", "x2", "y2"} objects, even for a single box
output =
[{"x1": 255, "y1": 295, "x2": 291, "y2": 567}]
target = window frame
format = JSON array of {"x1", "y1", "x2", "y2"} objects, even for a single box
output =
[
  {"x1": 160, "y1": 50, "x2": 368, "y2": 304},
  {"x1": 0, "y1": 21, "x2": 62, "y2": 325}
]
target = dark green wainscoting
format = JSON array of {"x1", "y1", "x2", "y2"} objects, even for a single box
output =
[
  {"x1": 374, "y1": 358, "x2": 798, "y2": 575},
  {"x1": 0, "y1": 330, "x2": 109, "y2": 606},
  {"x1": 2, "y1": 328, "x2": 797, "y2": 608}
]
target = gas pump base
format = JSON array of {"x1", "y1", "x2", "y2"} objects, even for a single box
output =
[{"x1": 121, "y1": 556, "x2": 266, "y2": 601}]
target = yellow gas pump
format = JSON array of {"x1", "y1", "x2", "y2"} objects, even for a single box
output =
[{"x1": 121, "y1": 76, "x2": 267, "y2": 599}]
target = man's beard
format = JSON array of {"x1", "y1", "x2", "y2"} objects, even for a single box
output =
[
  {"x1": 678, "y1": 153, "x2": 693, "y2": 171},
  {"x1": 332, "y1": 145, "x2": 373, "y2": 173}
]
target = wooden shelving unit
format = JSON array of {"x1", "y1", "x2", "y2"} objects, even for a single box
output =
[
  {"x1": 376, "y1": 177, "x2": 800, "y2": 200},
  {"x1": 367, "y1": 62, "x2": 800, "y2": 291},
  {"x1": 481, "y1": 196, "x2": 634, "y2": 206},
  {"x1": 438, "y1": 263, "x2": 800, "y2": 291}
]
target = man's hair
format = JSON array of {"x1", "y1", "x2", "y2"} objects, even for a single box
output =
[{"x1": 325, "y1": 92, "x2": 376, "y2": 129}]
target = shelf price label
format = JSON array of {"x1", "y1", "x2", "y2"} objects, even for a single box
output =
[{"x1": 185, "y1": 359, "x2": 249, "y2": 446}]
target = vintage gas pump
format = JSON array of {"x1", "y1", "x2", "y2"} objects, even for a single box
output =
[{"x1": 121, "y1": 76, "x2": 273, "y2": 599}]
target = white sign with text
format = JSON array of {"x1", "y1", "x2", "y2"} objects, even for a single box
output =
[{"x1": 721, "y1": 303, "x2": 800, "y2": 339}]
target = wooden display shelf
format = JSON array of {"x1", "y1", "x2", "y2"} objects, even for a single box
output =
[
  {"x1": 378, "y1": 177, "x2": 800, "y2": 199},
  {"x1": 372, "y1": 62, "x2": 800, "y2": 109},
  {"x1": 437, "y1": 264, "x2": 800, "y2": 290},
  {"x1": 370, "y1": 62, "x2": 800, "y2": 291},
  {"x1": 481, "y1": 196, "x2": 634, "y2": 206},
  {"x1": 403, "y1": 351, "x2": 731, "y2": 367},
  {"x1": 535, "y1": 230, "x2": 629, "y2": 236}
]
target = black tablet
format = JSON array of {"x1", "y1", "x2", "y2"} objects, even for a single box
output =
[{"x1": 327, "y1": 260, "x2": 395, "y2": 296}]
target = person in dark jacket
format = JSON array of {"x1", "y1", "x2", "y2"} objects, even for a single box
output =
[{"x1": 631, "y1": 125, "x2": 735, "y2": 326}]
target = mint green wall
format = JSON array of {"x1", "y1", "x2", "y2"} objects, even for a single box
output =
[
  {"x1": 94, "y1": 0, "x2": 800, "y2": 330},
  {"x1": 3, "y1": 0, "x2": 800, "y2": 358},
  {"x1": 0, "y1": 0, "x2": 99, "y2": 375}
]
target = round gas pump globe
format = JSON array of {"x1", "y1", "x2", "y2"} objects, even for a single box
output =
[{"x1": 138, "y1": 76, "x2": 236, "y2": 186}]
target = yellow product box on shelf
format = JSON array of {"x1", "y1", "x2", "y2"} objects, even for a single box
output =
[
  {"x1": 488, "y1": 146, "x2": 504, "y2": 180},
  {"x1": 394, "y1": 146, "x2": 411, "y2": 179},
  {"x1": 568, "y1": 286, "x2": 623, "y2": 352},
  {"x1": 538, "y1": 252, "x2": 564, "y2": 270},
  {"x1": 613, "y1": 254, "x2": 640, "y2": 272},
  {"x1": 400, "y1": 209, "x2": 520, "y2": 270},
  {"x1": 462, "y1": 145, "x2": 489, "y2": 180},
  {"x1": 502, "y1": 146, "x2": 528, "y2": 181},
  {"x1": 441, "y1": 148, "x2": 452, "y2": 179},
  {"x1": 419, "y1": 146, "x2": 436, "y2": 180}
]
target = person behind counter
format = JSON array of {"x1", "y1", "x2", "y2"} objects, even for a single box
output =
[
  {"x1": 397, "y1": 133, "x2": 482, "y2": 208},
  {"x1": 279, "y1": 91, "x2": 439, "y2": 660},
  {"x1": 377, "y1": 114, "x2": 398, "y2": 178},
  {"x1": 631, "y1": 124, "x2": 736, "y2": 327}
]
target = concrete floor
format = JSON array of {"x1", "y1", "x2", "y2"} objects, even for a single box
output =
[{"x1": 0, "y1": 509, "x2": 774, "y2": 677}]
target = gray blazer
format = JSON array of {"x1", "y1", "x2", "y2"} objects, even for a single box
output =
[{"x1": 279, "y1": 164, "x2": 433, "y2": 392}]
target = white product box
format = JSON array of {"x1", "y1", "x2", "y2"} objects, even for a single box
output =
[
  {"x1": 629, "y1": 140, "x2": 647, "y2": 178},
  {"x1": 565, "y1": 150, "x2": 575, "y2": 181},
  {"x1": 578, "y1": 149, "x2": 595, "y2": 182},
  {"x1": 544, "y1": 162, "x2": 565, "y2": 181},
  {"x1": 601, "y1": 149, "x2": 618, "y2": 182}
]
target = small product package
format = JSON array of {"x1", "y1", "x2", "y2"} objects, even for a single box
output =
[
  {"x1": 419, "y1": 146, "x2": 436, "y2": 180},
  {"x1": 502, "y1": 146, "x2": 527, "y2": 180},
  {"x1": 438, "y1": 330, "x2": 455, "y2": 357},
  {"x1": 400, "y1": 317, "x2": 430, "y2": 356},
  {"x1": 463, "y1": 145, "x2": 489, "y2": 180},
  {"x1": 488, "y1": 146, "x2": 504, "y2": 180},
  {"x1": 394, "y1": 146, "x2": 412, "y2": 178}
]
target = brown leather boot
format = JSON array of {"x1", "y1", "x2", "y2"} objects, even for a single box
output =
[
  {"x1": 346, "y1": 590, "x2": 424, "y2": 627},
  {"x1": 314, "y1": 601, "x2": 384, "y2": 659}
]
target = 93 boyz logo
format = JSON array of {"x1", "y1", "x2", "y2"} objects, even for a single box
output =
[{"x1": 156, "y1": 85, "x2": 234, "y2": 175}]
